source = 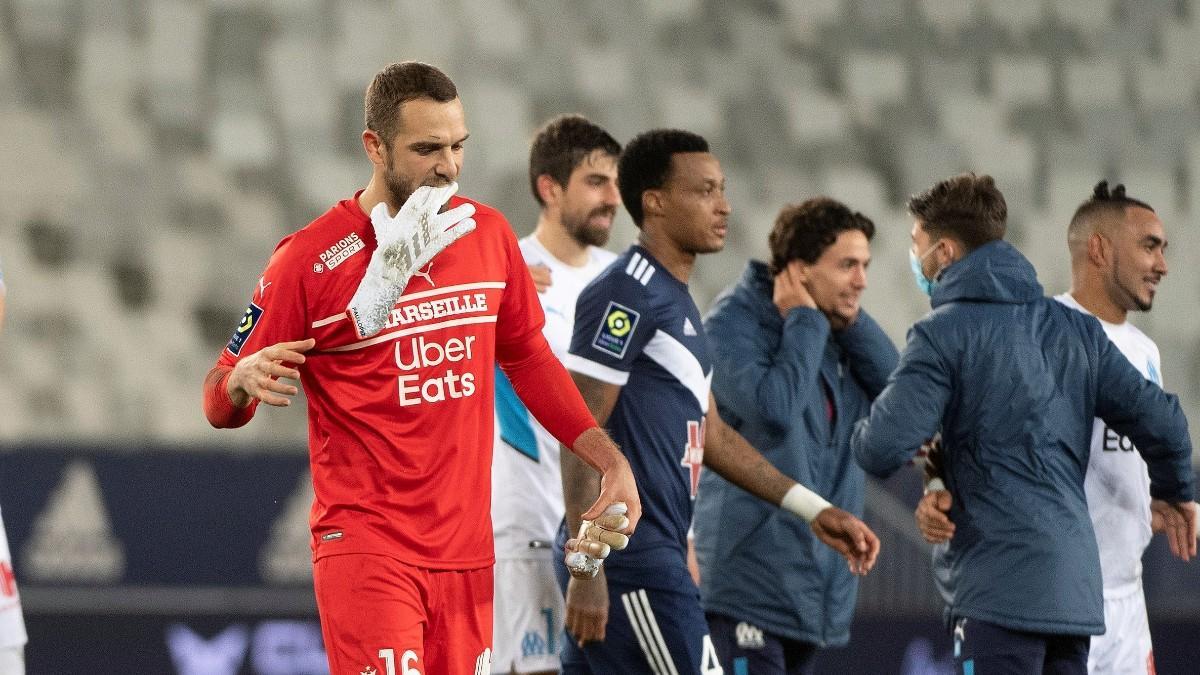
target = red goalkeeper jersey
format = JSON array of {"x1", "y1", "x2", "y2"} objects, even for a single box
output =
[{"x1": 203, "y1": 192, "x2": 595, "y2": 569}]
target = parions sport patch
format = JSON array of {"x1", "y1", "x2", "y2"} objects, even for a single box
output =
[
  {"x1": 226, "y1": 302, "x2": 264, "y2": 356},
  {"x1": 592, "y1": 301, "x2": 640, "y2": 358}
]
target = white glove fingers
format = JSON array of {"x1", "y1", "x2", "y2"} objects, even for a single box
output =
[
  {"x1": 369, "y1": 201, "x2": 394, "y2": 224},
  {"x1": 584, "y1": 525, "x2": 629, "y2": 551},
  {"x1": 428, "y1": 181, "x2": 460, "y2": 208},
  {"x1": 593, "y1": 514, "x2": 630, "y2": 532},
  {"x1": 401, "y1": 185, "x2": 437, "y2": 217},
  {"x1": 576, "y1": 540, "x2": 611, "y2": 559},
  {"x1": 432, "y1": 202, "x2": 476, "y2": 228}
]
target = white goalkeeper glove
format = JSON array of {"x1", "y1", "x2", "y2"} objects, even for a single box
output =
[
  {"x1": 565, "y1": 502, "x2": 630, "y2": 579},
  {"x1": 347, "y1": 182, "x2": 477, "y2": 338}
]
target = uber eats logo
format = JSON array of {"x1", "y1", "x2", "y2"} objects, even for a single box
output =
[{"x1": 592, "y1": 301, "x2": 640, "y2": 358}]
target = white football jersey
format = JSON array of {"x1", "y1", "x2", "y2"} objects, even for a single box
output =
[
  {"x1": 0, "y1": 506, "x2": 27, "y2": 650},
  {"x1": 492, "y1": 235, "x2": 616, "y2": 559},
  {"x1": 1056, "y1": 293, "x2": 1160, "y2": 598}
]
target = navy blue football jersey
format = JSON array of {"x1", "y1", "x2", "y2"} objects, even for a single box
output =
[{"x1": 563, "y1": 245, "x2": 712, "y2": 580}]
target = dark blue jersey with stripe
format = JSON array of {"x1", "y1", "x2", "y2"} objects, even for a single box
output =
[{"x1": 561, "y1": 245, "x2": 712, "y2": 585}]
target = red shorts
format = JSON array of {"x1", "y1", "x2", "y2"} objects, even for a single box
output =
[{"x1": 314, "y1": 553, "x2": 493, "y2": 675}]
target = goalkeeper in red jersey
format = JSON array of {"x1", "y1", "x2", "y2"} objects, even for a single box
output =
[{"x1": 202, "y1": 62, "x2": 639, "y2": 675}]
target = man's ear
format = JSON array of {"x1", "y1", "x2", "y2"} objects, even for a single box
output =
[
  {"x1": 362, "y1": 130, "x2": 386, "y2": 168},
  {"x1": 793, "y1": 260, "x2": 812, "y2": 283},
  {"x1": 1087, "y1": 232, "x2": 1111, "y2": 268},
  {"x1": 536, "y1": 174, "x2": 562, "y2": 207},
  {"x1": 642, "y1": 189, "x2": 664, "y2": 220}
]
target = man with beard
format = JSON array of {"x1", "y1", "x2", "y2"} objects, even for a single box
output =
[
  {"x1": 853, "y1": 173, "x2": 1194, "y2": 675},
  {"x1": 202, "y1": 63, "x2": 640, "y2": 675},
  {"x1": 491, "y1": 115, "x2": 622, "y2": 675},
  {"x1": 556, "y1": 129, "x2": 880, "y2": 673},
  {"x1": 915, "y1": 181, "x2": 1199, "y2": 675}
]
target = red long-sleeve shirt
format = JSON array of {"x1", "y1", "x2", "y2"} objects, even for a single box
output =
[{"x1": 203, "y1": 192, "x2": 596, "y2": 569}]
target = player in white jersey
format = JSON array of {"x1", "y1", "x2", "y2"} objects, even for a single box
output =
[
  {"x1": 916, "y1": 181, "x2": 1198, "y2": 675},
  {"x1": 0, "y1": 255, "x2": 28, "y2": 675},
  {"x1": 491, "y1": 115, "x2": 621, "y2": 674}
]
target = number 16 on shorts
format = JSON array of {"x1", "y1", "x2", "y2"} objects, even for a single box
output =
[{"x1": 374, "y1": 648, "x2": 420, "y2": 675}]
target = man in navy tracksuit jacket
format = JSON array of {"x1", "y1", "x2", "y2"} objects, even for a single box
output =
[
  {"x1": 852, "y1": 173, "x2": 1196, "y2": 675},
  {"x1": 694, "y1": 198, "x2": 898, "y2": 674}
]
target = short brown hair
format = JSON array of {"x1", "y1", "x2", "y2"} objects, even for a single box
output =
[
  {"x1": 768, "y1": 198, "x2": 875, "y2": 275},
  {"x1": 907, "y1": 173, "x2": 1007, "y2": 251},
  {"x1": 364, "y1": 62, "x2": 458, "y2": 144},
  {"x1": 528, "y1": 115, "x2": 621, "y2": 206}
]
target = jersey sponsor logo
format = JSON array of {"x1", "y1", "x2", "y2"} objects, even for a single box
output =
[
  {"x1": 592, "y1": 301, "x2": 640, "y2": 358},
  {"x1": 681, "y1": 419, "x2": 706, "y2": 497},
  {"x1": 318, "y1": 232, "x2": 365, "y2": 270},
  {"x1": 257, "y1": 277, "x2": 273, "y2": 298},
  {"x1": 735, "y1": 621, "x2": 765, "y2": 649},
  {"x1": 395, "y1": 335, "x2": 479, "y2": 406},
  {"x1": 226, "y1": 302, "x2": 264, "y2": 356},
  {"x1": 384, "y1": 292, "x2": 488, "y2": 330},
  {"x1": 1102, "y1": 426, "x2": 1137, "y2": 452}
]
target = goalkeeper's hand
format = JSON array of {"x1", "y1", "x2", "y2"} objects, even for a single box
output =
[
  {"x1": 564, "y1": 502, "x2": 630, "y2": 579},
  {"x1": 347, "y1": 182, "x2": 477, "y2": 338}
]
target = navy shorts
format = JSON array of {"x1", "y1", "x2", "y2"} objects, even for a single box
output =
[
  {"x1": 554, "y1": 557, "x2": 719, "y2": 674},
  {"x1": 953, "y1": 617, "x2": 1089, "y2": 675},
  {"x1": 706, "y1": 612, "x2": 816, "y2": 675}
]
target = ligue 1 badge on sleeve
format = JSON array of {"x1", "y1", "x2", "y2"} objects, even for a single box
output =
[
  {"x1": 591, "y1": 301, "x2": 640, "y2": 359},
  {"x1": 226, "y1": 302, "x2": 264, "y2": 356}
]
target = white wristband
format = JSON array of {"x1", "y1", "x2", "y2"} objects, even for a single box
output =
[
  {"x1": 925, "y1": 478, "x2": 946, "y2": 493},
  {"x1": 781, "y1": 483, "x2": 832, "y2": 523}
]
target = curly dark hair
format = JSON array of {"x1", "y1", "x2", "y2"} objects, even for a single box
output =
[
  {"x1": 528, "y1": 115, "x2": 621, "y2": 206},
  {"x1": 907, "y1": 173, "x2": 1007, "y2": 252},
  {"x1": 768, "y1": 198, "x2": 876, "y2": 274},
  {"x1": 364, "y1": 62, "x2": 458, "y2": 145},
  {"x1": 617, "y1": 129, "x2": 709, "y2": 227}
]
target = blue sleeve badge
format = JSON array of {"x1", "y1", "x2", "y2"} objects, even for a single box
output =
[
  {"x1": 226, "y1": 302, "x2": 264, "y2": 356},
  {"x1": 591, "y1": 301, "x2": 640, "y2": 359}
]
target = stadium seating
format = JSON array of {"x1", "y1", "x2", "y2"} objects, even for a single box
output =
[{"x1": 1, "y1": 0, "x2": 1198, "y2": 624}]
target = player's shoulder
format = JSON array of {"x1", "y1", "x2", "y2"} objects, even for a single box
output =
[
  {"x1": 453, "y1": 195, "x2": 510, "y2": 230},
  {"x1": 1122, "y1": 321, "x2": 1160, "y2": 356},
  {"x1": 282, "y1": 196, "x2": 371, "y2": 263},
  {"x1": 581, "y1": 247, "x2": 656, "y2": 303},
  {"x1": 589, "y1": 246, "x2": 618, "y2": 266}
]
